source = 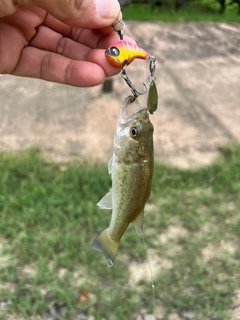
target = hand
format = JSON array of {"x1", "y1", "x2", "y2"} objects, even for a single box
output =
[{"x1": 0, "y1": 0, "x2": 128, "y2": 87}]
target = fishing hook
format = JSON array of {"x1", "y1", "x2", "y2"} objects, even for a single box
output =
[{"x1": 121, "y1": 65, "x2": 148, "y2": 99}]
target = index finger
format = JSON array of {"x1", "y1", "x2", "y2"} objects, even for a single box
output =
[{"x1": 42, "y1": 14, "x2": 136, "y2": 50}]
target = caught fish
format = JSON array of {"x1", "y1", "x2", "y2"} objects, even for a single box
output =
[
  {"x1": 105, "y1": 40, "x2": 151, "y2": 68},
  {"x1": 92, "y1": 96, "x2": 154, "y2": 267}
]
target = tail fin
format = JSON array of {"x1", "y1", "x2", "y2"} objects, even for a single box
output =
[{"x1": 91, "y1": 228, "x2": 118, "y2": 267}]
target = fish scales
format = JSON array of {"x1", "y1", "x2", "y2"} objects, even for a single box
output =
[
  {"x1": 110, "y1": 158, "x2": 151, "y2": 238},
  {"x1": 92, "y1": 96, "x2": 154, "y2": 267}
]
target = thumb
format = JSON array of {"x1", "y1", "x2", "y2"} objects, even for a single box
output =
[
  {"x1": 30, "y1": 0, "x2": 121, "y2": 29},
  {"x1": 0, "y1": 0, "x2": 17, "y2": 17}
]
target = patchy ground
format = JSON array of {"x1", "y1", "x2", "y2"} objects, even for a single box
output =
[{"x1": 0, "y1": 22, "x2": 240, "y2": 168}]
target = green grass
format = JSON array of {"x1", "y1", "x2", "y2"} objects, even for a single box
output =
[
  {"x1": 122, "y1": 2, "x2": 240, "y2": 22},
  {"x1": 0, "y1": 144, "x2": 240, "y2": 319}
]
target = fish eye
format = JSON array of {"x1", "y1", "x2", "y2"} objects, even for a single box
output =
[
  {"x1": 131, "y1": 127, "x2": 138, "y2": 138},
  {"x1": 110, "y1": 47, "x2": 120, "y2": 56}
]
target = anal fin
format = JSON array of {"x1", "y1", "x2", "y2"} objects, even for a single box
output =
[{"x1": 132, "y1": 210, "x2": 144, "y2": 234}]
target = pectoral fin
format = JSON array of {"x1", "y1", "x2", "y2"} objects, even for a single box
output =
[
  {"x1": 91, "y1": 228, "x2": 119, "y2": 267},
  {"x1": 97, "y1": 190, "x2": 112, "y2": 210},
  {"x1": 132, "y1": 210, "x2": 144, "y2": 234},
  {"x1": 108, "y1": 156, "x2": 112, "y2": 174}
]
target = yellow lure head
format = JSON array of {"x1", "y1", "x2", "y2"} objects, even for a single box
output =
[{"x1": 105, "y1": 41, "x2": 149, "y2": 68}]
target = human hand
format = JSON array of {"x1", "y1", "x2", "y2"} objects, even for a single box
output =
[{"x1": 0, "y1": 0, "x2": 131, "y2": 87}]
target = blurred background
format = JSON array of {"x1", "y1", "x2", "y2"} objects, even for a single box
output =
[{"x1": 0, "y1": 2, "x2": 240, "y2": 320}]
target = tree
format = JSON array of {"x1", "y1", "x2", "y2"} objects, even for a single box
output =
[
  {"x1": 229, "y1": 0, "x2": 240, "y2": 14},
  {"x1": 216, "y1": 0, "x2": 227, "y2": 13}
]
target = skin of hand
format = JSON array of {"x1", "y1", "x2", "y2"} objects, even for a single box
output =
[{"x1": 0, "y1": 0, "x2": 134, "y2": 87}]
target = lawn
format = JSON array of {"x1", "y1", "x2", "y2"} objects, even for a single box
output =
[
  {"x1": 0, "y1": 144, "x2": 240, "y2": 319},
  {"x1": 122, "y1": 2, "x2": 240, "y2": 22}
]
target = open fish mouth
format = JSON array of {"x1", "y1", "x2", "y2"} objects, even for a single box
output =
[{"x1": 119, "y1": 95, "x2": 148, "y2": 125}]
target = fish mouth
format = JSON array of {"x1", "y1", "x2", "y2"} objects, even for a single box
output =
[{"x1": 119, "y1": 95, "x2": 148, "y2": 124}]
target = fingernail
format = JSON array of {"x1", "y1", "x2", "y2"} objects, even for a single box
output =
[{"x1": 94, "y1": 0, "x2": 120, "y2": 19}]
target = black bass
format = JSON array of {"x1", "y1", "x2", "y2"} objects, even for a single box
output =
[{"x1": 92, "y1": 96, "x2": 154, "y2": 267}]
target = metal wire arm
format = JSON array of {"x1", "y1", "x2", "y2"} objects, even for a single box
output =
[
  {"x1": 121, "y1": 66, "x2": 148, "y2": 99},
  {"x1": 112, "y1": 20, "x2": 125, "y2": 40}
]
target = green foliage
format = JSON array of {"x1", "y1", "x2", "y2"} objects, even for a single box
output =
[
  {"x1": 122, "y1": 0, "x2": 240, "y2": 21},
  {"x1": 0, "y1": 144, "x2": 240, "y2": 319}
]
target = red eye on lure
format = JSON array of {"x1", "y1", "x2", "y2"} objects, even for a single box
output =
[{"x1": 105, "y1": 40, "x2": 150, "y2": 68}]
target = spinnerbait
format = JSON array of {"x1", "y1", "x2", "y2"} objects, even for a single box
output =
[{"x1": 105, "y1": 20, "x2": 158, "y2": 114}]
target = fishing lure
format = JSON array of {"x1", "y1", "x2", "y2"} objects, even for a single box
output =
[
  {"x1": 105, "y1": 20, "x2": 158, "y2": 114},
  {"x1": 105, "y1": 40, "x2": 149, "y2": 67}
]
